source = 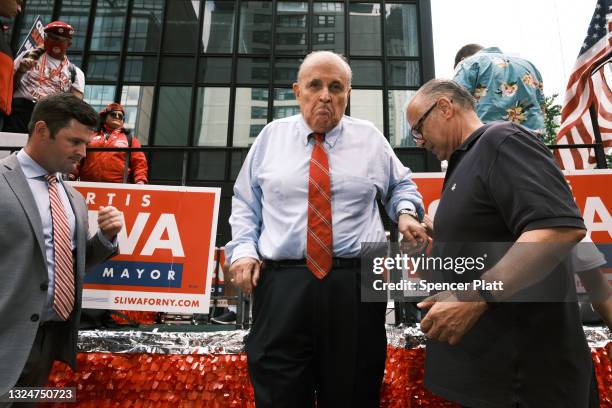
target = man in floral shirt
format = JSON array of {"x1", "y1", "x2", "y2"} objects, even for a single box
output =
[{"x1": 453, "y1": 44, "x2": 546, "y2": 135}]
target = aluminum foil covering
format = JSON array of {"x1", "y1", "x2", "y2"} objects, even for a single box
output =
[
  {"x1": 77, "y1": 329, "x2": 249, "y2": 354},
  {"x1": 77, "y1": 325, "x2": 610, "y2": 354},
  {"x1": 584, "y1": 326, "x2": 611, "y2": 348}
]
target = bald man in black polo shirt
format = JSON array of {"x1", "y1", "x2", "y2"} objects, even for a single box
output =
[{"x1": 405, "y1": 79, "x2": 595, "y2": 408}]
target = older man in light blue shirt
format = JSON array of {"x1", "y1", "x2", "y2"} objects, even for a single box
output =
[{"x1": 226, "y1": 51, "x2": 426, "y2": 408}]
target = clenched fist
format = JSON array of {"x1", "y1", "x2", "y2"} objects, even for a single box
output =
[{"x1": 97, "y1": 206, "x2": 123, "y2": 241}]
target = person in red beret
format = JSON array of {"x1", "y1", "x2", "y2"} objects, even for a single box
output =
[
  {"x1": 4, "y1": 20, "x2": 85, "y2": 133},
  {"x1": 75, "y1": 103, "x2": 149, "y2": 184}
]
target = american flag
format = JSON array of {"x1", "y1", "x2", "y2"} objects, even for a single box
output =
[{"x1": 554, "y1": 0, "x2": 611, "y2": 169}]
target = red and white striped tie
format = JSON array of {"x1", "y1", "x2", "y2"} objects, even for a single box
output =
[
  {"x1": 45, "y1": 174, "x2": 75, "y2": 320},
  {"x1": 306, "y1": 133, "x2": 333, "y2": 279}
]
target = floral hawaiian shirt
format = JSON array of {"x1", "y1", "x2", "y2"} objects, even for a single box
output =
[{"x1": 453, "y1": 47, "x2": 545, "y2": 134}]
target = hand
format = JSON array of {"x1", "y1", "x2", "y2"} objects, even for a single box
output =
[
  {"x1": 19, "y1": 58, "x2": 36, "y2": 73},
  {"x1": 417, "y1": 291, "x2": 488, "y2": 345},
  {"x1": 228, "y1": 257, "x2": 261, "y2": 294},
  {"x1": 422, "y1": 214, "x2": 434, "y2": 238},
  {"x1": 97, "y1": 206, "x2": 123, "y2": 241},
  {"x1": 398, "y1": 214, "x2": 428, "y2": 251}
]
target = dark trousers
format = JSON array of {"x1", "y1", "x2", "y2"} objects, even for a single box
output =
[
  {"x1": 3, "y1": 98, "x2": 35, "y2": 134},
  {"x1": 11, "y1": 322, "x2": 64, "y2": 408},
  {"x1": 246, "y1": 264, "x2": 387, "y2": 408}
]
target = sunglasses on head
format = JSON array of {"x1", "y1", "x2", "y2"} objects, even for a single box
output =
[{"x1": 109, "y1": 111, "x2": 124, "y2": 120}]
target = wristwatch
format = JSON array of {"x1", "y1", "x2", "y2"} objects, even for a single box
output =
[
  {"x1": 397, "y1": 208, "x2": 420, "y2": 222},
  {"x1": 477, "y1": 288, "x2": 499, "y2": 308}
]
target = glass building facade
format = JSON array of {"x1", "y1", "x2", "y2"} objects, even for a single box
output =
[{"x1": 9, "y1": 0, "x2": 436, "y2": 243}]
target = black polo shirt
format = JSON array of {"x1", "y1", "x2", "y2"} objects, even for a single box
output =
[{"x1": 424, "y1": 122, "x2": 593, "y2": 408}]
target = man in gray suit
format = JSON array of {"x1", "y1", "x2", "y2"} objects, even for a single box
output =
[{"x1": 0, "y1": 93, "x2": 123, "y2": 402}]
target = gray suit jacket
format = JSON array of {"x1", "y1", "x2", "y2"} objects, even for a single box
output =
[{"x1": 0, "y1": 154, "x2": 117, "y2": 395}]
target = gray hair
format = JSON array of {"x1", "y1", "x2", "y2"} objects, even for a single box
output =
[
  {"x1": 416, "y1": 79, "x2": 476, "y2": 111},
  {"x1": 297, "y1": 51, "x2": 352, "y2": 86}
]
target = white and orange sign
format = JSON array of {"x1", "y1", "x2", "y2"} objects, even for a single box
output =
[{"x1": 72, "y1": 182, "x2": 221, "y2": 313}]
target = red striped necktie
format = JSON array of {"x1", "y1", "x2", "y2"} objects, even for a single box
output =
[
  {"x1": 306, "y1": 133, "x2": 333, "y2": 279},
  {"x1": 45, "y1": 174, "x2": 75, "y2": 320}
]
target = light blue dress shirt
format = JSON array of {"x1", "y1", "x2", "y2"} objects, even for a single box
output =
[
  {"x1": 225, "y1": 114, "x2": 424, "y2": 263},
  {"x1": 16, "y1": 149, "x2": 112, "y2": 321}
]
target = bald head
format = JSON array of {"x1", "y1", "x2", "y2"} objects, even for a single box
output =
[{"x1": 297, "y1": 51, "x2": 352, "y2": 86}]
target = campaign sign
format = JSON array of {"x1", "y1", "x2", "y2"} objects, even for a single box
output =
[
  {"x1": 17, "y1": 16, "x2": 44, "y2": 56},
  {"x1": 71, "y1": 182, "x2": 221, "y2": 313}
]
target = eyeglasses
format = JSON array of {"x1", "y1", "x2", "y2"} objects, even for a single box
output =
[
  {"x1": 109, "y1": 111, "x2": 124, "y2": 120},
  {"x1": 410, "y1": 102, "x2": 438, "y2": 141}
]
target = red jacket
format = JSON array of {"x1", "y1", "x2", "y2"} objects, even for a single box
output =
[{"x1": 77, "y1": 127, "x2": 148, "y2": 184}]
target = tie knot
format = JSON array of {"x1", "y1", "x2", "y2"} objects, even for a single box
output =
[
  {"x1": 313, "y1": 133, "x2": 325, "y2": 144},
  {"x1": 45, "y1": 174, "x2": 57, "y2": 184}
]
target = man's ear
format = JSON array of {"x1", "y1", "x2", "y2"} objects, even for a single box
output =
[
  {"x1": 438, "y1": 97, "x2": 454, "y2": 118},
  {"x1": 292, "y1": 82, "x2": 300, "y2": 98},
  {"x1": 33, "y1": 121, "x2": 50, "y2": 139}
]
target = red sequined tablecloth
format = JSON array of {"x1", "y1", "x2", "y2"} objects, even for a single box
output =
[{"x1": 45, "y1": 343, "x2": 611, "y2": 408}]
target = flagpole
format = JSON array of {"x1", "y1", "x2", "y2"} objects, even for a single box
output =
[{"x1": 588, "y1": 103, "x2": 607, "y2": 169}]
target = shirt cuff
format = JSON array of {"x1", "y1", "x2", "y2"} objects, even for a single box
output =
[
  {"x1": 228, "y1": 244, "x2": 260, "y2": 265},
  {"x1": 395, "y1": 200, "x2": 417, "y2": 222},
  {"x1": 97, "y1": 229, "x2": 118, "y2": 249}
]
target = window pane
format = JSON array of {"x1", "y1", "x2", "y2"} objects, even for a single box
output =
[
  {"x1": 148, "y1": 151, "x2": 183, "y2": 180},
  {"x1": 160, "y1": 56, "x2": 196, "y2": 83},
  {"x1": 202, "y1": 1, "x2": 235, "y2": 53},
  {"x1": 350, "y1": 89, "x2": 383, "y2": 133},
  {"x1": 275, "y1": 2, "x2": 307, "y2": 55},
  {"x1": 120, "y1": 85, "x2": 155, "y2": 145},
  {"x1": 87, "y1": 55, "x2": 120, "y2": 81},
  {"x1": 154, "y1": 87, "x2": 192, "y2": 145},
  {"x1": 238, "y1": 1, "x2": 272, "y2": 54},
  {"x1": 233, "y1": 88, "x2": 268, "y2": 147},
  {"x1": 90, "y1": 0, "x2": 127, "y2": 51},
  {"x1": 68, "y1": 53, "x2": 83, "y2": 68},
  {"x1": 273, "y1": 88, "x2": 299, "y2": 119},
  {"x1": 349, "y1": 3, "x2": 381, "y2": 56},
  {"x1": 351, "y1": 59, "x2": 382, "y2": 86},
  {"x1": 312, "y1": 2, "x2": 344, "y2": 53},
  {"x1": 59, "y1": 0, "x2": 92, "y2": 52},
  {"x1": 388, "y1": 90, "x2": 416, "y2": 147},
  {"x1": 128, "y1": 0, "x2": 164, "y2": 52},
  {"x1": 124, "y1": 56, "x2": 158, "y2": 82},
  {"x1": 16, "y1": 0, "x2": 52, "y2": 48},
  {"x1": 387, "y1": 60, "x2": 420, "y2": 87},
  {"x1": 194, "y1": 87, "x2": 230, "y2": 146},
  {"x1": 385, "y1": 4, "x2": 418, "y2": 57},
  {"x1": 274, "y1": 58, "x2": 301, "y2": 85},
  {"x1": 162, "y1": 0, "x2": 200, "y2": 52},
  {"x1": 237, "y1": 57, "x2": 270, "y2": 85},
  {"x1": 198, "y1": 57, "x2": 232, "y2": 83},
  {"x1": 189, "y1": 151, "x2": 226, "y2": 180},
  {"x1": 84, "y1": 84, "x2": 116, "y2": 112}
]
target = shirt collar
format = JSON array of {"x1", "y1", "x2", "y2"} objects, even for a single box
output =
[
  {"x1": 480, "y1": 46, "x2": 503, "y2": 54},
  {"x1": 16, "y1": 149, "x2": 55, "y2": 179},
  {"x1": 298, "y1": 114, "x2": 343, "y2": 148},
  {"x1": 453, "y1": 123, "x2": 492, "y2": 153}
]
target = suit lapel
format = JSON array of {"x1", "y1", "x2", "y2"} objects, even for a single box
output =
[{"x1": 2, "y1": 155, "x2": 46, "y2": 258}]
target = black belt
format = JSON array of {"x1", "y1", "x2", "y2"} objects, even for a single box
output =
[{"x1": 264, "y1": 258, "x2": 361, "y2": 269}]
